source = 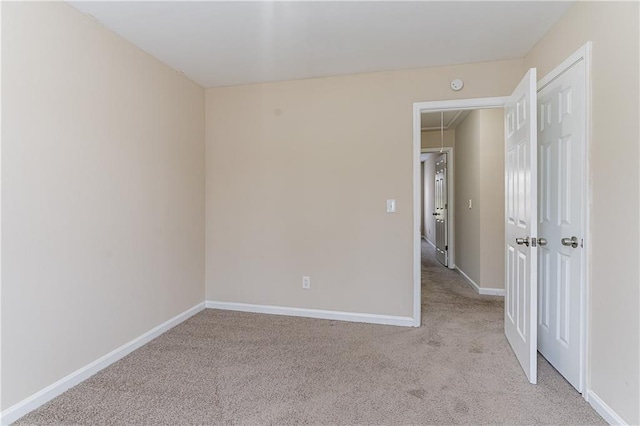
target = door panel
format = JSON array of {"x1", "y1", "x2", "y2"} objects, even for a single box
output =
[
  {"x1": 435, "y1": 154, "x2": 448, "y2": 266},
  {"x1": 505, "y1": 68, "x2": 538, "y2": 384},
  {"x1": 537, "y1": 58, "x2": 585, "y2": 392}
]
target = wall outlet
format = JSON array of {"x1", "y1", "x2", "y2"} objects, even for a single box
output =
[{"x1": 302, "y1": 276, "x2": 311, "y2": 289}]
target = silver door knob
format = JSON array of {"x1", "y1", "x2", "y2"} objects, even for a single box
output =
[
  {"x1": 515, "y1": 237, "x2": 529, "y2": 247},
  {"x1": 537, "y1": 238, "x2": 547, "y2": 246},
  {"x1": 561, "y1": 236, "x2": 579, "y2": 248}
]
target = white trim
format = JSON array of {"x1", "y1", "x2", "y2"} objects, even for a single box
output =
[
  {"x1": 413, "y1": 102, "x2": 422, "y2": 327},
  {"x1": 479, "y1": 287, "x2": 505, "y2": 297},
  {"x1": 0, "y1": 302, "x2": 206, "y2": 426},
  {"x1": 537, "y1": 42, "x2": 592, "y2": 397},
  {"x1": 206, "y1": 301, "x2": 416, "y2": 327},
  {"x1": 425, "y1": 237, "x2": 436, "y2": 249},
  {"x1": 413, "y1": 96, "x2": 508, "y2": 328},
  {"x1": 0, "y1": 3, "x2": 4, "y2": 419},
  {"x1": 415, "y1": 97, "x2": 509, "y2": 113},
  {"x1": 582, "y1": 40, "x2": 592, "y2": 406},
  {"x1": 455, "y1": 267, "x2": 505, "y2": 297},
  {"x1": 421, "y1": 147, "x2": 455, "y2": 269},
  {"x1": 586, "y1": 390, "x2": 628, "y2": 425}
]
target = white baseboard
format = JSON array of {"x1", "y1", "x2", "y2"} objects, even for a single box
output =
[
  {"x1": 0, "y1": 302, "x2": 206, "y2": 426},
  {"x1": 206, "y1": 301, "x2": 416, "y2": 327},
  {"x1": 455, "y1": 267, "x2": 505, "y2": 297},
  {"x1": 586, "y1": 390, "x2": 628, "y2": 425},
  {"x1": 425, "y1": 238, "x2": 436, "y2": 248},
  {"x1": 478, "y1": 287, "x2": 505, "y2": 296}
]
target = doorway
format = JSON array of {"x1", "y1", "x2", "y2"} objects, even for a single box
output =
[
  {"x1": 411, "y1": 41, "x2": 591, "y2": 398},
  {"x1": 413, "y1": 99, "x2": 506, "y2": 330},
  {"x1": 420, "y1": 107, "x2": 506, "y2": 292}
]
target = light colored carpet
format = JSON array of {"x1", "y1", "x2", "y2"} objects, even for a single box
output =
[{"x1": 15, "y1": 242, "x2": 603, "y2": 425}]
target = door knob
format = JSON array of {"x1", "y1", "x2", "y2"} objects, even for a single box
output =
[
  {"x1": 561, "y1": 236, "x2": 579, "y2": 248},
  {"x1": 537, "y1": 238, "x2": 547, "y2": 246},
  {"x1": 515, "y1": 237, "x2": 529, "y2": 247}
]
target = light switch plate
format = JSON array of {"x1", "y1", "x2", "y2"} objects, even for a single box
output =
[{"x1": 387, "y1": 199, "x2": 397, "y2": 213}]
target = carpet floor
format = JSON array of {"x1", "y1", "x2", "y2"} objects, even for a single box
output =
[{"x1": 15, "y1": 242, "x2": 604, "y2": 425}]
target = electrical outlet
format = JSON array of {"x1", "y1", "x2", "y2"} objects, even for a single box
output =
[{"x1": 302, "y1": 276, "x2": 311, "y2": 289}]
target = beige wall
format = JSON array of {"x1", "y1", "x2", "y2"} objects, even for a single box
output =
[
  {"x1": 525, "y1": 2, "x2": 639, "y2": 423},
  {"x1": 1, "y1": 2, "x2": 205, "y2": 410},
  {"x1": 453, "y1": 109, "x2": 504, "y2": 289},
  {"x1": 478, "y1": 108, "x2": 505, "y2": 289},
  {"x1": 454, "y1": 111, "x2": 482, "y2": 284},
  {"x1": 421, "y1": 129, "x2": 455, "y2": 150},
  {"x1": 205, "y1": 59, "x2": 523, "y2": 316}
]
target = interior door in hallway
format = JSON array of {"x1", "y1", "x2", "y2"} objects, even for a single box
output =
[
  {"x1": 537, "y1": 58, "x2": 586, "y2": 392},
  {"x1": 434, "y1": 154, "x2": 448, "y2": 266},
  {"x1": 505, "y1": 68, "x2": 538, "y2": 384}
]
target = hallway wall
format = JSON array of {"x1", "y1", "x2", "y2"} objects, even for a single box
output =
[
  {"x1": 454, "y1": 109, "x2": 504, "y2": 290},
  {"x1": 421, "y1": 129, "x2": 455, "y2": 150},
  {"x1": 478, "y1": 108, "x2": 505, "y2": 290},
  {"x1": 454, "y1": 112, "x2": 480, "y2": 283}
]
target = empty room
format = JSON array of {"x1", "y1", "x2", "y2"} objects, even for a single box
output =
[{"x1": 1, "y1": 1, "x2": 639, "y2": 425}]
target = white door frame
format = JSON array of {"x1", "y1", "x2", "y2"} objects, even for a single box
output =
[
  {"x1": 421, "y1": 147, "x2": 455, "y2": 270},
  {"x1": 537, "y1": 42, "x2": 592, "y2": 397},
  {"x1": 413, "y1": 97, "x2": 507, "y2": 327}
]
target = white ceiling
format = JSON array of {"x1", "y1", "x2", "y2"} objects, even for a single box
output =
[{"x1": 68, "y1": 1, "x2": 573, "y2": 88}]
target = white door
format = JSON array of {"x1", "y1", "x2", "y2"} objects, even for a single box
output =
[
  {"x1": 505, "y1": 68, "x2": 538, "y2": 384},
  {"x1": 434, "y1": 154, "x2": 448, "y2": 266},
  {"x1": 537, "y1": 58, "x2": 585, "y2": 392}
]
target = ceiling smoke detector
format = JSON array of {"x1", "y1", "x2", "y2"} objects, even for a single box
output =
[{"x1": 450, "y1": 79, "x2": 464, "y2": 91}]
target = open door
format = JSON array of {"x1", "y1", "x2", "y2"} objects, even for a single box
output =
[
  {"x1": 434, "y1": 154, "x2": 448, "y2": 266},
  {"x1": 505, "y1": 68, "x2": 538, "y2": 384}
]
